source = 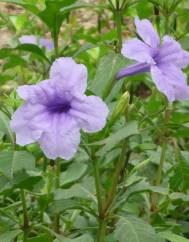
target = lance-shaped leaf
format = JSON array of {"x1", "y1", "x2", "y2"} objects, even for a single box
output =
[
  {"x1": 114, "y1": 215, "x2": 164, "y2": 242},
  {"x1": 0, "y1": 151, "x2": 35, "y2": 178},
  {"x1": 95, "y1": 121, "x2": 139, "y2": 156}
]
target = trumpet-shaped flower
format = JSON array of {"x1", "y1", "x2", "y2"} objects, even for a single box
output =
[
  {"x1": 11, "y1": 58, "x2": 109, "y2": 160},
  {"x1": 19, "y1": 35, "x2": 54, "y2": 51},
  {"x1": 117, "y1": 18, "x2": 189, "y2": 102}
]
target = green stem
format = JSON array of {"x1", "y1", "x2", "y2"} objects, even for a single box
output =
[
  {"x1": 97, "y1": 218, "x2": 106, "y2": 242},
  {"x1": 92, "y1": 158, "x2": 103, "y2": 216},
  {"x1": 91, "y1": 151, "x2": 106, "y2": 242},
  {"x1": 53, "y1": 19, "x2": 59, "y2": 58},
  {"x1": 20, "y1": 189, "x2": 29, "y2": 241},
  {"x1": 114, "y1": 9, "x2": 123, "y2": 52},
  {"x1": 55, "y1": 159, "x2": 61, "y2": 188},
  {"x1": 54, "y1": 35, "x2": 59, "y2": 58},
  {"x1": 103, "y1": 142, "x2": 127, "y2": 214},
  {"x1": 164, "y1": 14, "x2": 169, "y2": 34},
  {"x1": 156, "y1": 142, "x2": 166, "y2": 186},
  {"x1": 54, "y1": 159, "x2": 61, "y2": 233},
  {"x1": 151, "y1": 142, "x2": 166, "y2": 212}
]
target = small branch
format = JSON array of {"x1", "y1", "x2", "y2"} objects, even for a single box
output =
[
  {"x1": 20, "y1": 189, "x2": 29, "y2": 241},
  {"x1": 54, "y1": 159, "x2": 61, "y2": 233}
]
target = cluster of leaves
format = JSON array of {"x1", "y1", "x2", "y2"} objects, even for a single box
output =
[{"x1": 0, "y1": 0, "x2": 189, "y2": 242}]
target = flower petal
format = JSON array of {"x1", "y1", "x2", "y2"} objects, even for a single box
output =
[
  {"x1": 19, "y1": 35, "x2": 37, "y2": 45},
  {"x1": 39, "y1": 38, "x2": 54, "y2": 51},
  {"x1": 122, "y1": 38, "x2": 155, "y2": 64},
  {"x1": 158, "y1": 63, "x2": 189, "y2": 101},
  {"x1": 39, "y1": 114, "x2": 80, "y2": 160},
  {"x1": 174, "y1": 85, "x2": 189, "y2": 100},
  {"x1": 151, "y1": 66, "x2": 175, "y2": 102},
  {"x1": 50, "y1": 57, "x2": 87, "y2": 94},
  {"x1": 117, "y1": 63, "x2": 151, "y2": 80},
  {"x1": 10, "y1": 104, "x2": 50, "y2": 145},
  {"x1": 158, "y1": 63, "x2": 187, "y2": 87},
  {"x1": 135, "y1": 18, "x2": 160, "y2": 48},
  {"x1": 70, "y1": 95, "x2": 109, "y2": 132},
  {"x1": 17, "y1": 80, "x2": 55, "y2": 105},
  {"x1": 157, "y1": 36, "x2": 189, "y2": 68}
]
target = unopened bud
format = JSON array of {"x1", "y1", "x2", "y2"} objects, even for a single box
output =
[{"x1": 109, "y1": 91, "x2": 130, "y2": 125}]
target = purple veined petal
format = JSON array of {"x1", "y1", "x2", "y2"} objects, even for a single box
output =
[
  {"x1": 174, "y1": 84, "x2": 189, "y2": 100},
  {"x1": 135, "y1": 17, "x2": 160, "y2": 48},
  {"x1": 121, "y1": 38, "x2": 155, "y2": 64},
  {"x1": 10, "y1": 103, "x2": 50, "y2": 145},
  {"x1": 17, "y1": 80, "x2": 55, "y2": 105},
  {"x1": 39, "y1": 113, "x2": 80, "y2": 160},
  {"x1": 116, "y1": 62, "x2": 151, "y2": 80},
  {"x1": 19, "y1": 35, "x2": 37, "y2": 45},
  {"x1": 157, "y1": 63, "x2": 187, "y2": 87},
  {"x1": 70, "y1": 95, "x2": 109, "y2": 133},
  {"x1": 39, "y1": 38, "x2": 54, "y2": 51},
  {"x1": 50, "y1": 57, "x2": 88, "y2": 94},
  {"x1": 157, "y1": 36, "x2": 189, "y2": 68},
  {"x1": 157, "y1": 63, "x2": 189, "y2": 101},
  {"x1": 151, "y1": 65, "x2": 175, "y2": 103}
]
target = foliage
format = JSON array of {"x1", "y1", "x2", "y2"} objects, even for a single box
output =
[{"x1": 0, "y1": 0, "x2": 189, "y2": 241}]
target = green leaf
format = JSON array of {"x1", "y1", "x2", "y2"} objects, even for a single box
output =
[
  {"x1": 0, "y1": 48, "x2": 15, "y2": 59},
  {"x1": 180, "y1": 36, "x2": 189, "y2": 50},
  {"x1": 0, "y1": 151, "x2": 35, "y2": 178},
  {"x1": 26, "y1": 233, "x2": 52, "y2": 242},
  {"x1": 0, "y1": 170, "x2": 42, "y2": 194},
  {"x1": 73, "y1": 43, "x2": 98, "y2": 57},
  {"x1": 60, "y1": 2, "x2": 106, "y2": 13},
  {"x1": 0, "y1": 229, "x2": 22, "y2": 242},
  {"x1": 170, "y1": 156, "x2": 189, "y2": 191},
  {"x1": 159, "y1": 231, "x2": 189, "y2": 242},
  {"x1": 169, "y1": 192, "x2": 189, "y2": 202},
  {"x1": 0, "y1": 111, "x2": 14, "y2": 144},
  {"x1": 39, "y1": 0, "x2": 76, "y2": 42},
  {"x1": 60, "y1": 162, "x2": 88, "y2": 187},
  {"x1": 136, "y1": 0, "x2": 152, "y2": 18},
  {"x1": 3, "y1": 56, "x2": 26, "y2": 70},
  {"x1": 125, "y1": 180, "x2": 169, "y2": 199},
  {"x1": 49, "y1": 199, "x2": 78, "y2": 213},
  {"x1": 63, "y1": 234, "x2": 94, "y2": 242},
  {"x1": 55, "y1": 177, "x2": 96, "y2": 202},
  {"x1": 114, "y1": 215, "x2": 164, "y2": 242},
  {"x1": 90, "y1": 52, "x2": 127, "y2": 98},
  {"x1": 96, "y1": 121, "x2": 139, "y2": 155},
  {"x1": 16, "y1": 44, "x2": 50, "y2": 63}
]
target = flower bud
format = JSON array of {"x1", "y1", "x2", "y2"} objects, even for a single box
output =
[{"x1": 109, "y1": 91, "x2": 130, "y2": 125}]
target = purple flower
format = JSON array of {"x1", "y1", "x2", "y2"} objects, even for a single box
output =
[
  {"x1": 10, "y1": 57, "x2": 109, "y2": 160},
  {"x1": 19, "y1": 35, "x2": 37, "y2": 45},
  {"x1": 39, "y1": 38, "x2": 54, "y2": 51},
  {"x1": 19, "y1": 35, "x2": 54, "y2": 51},
  {"x1": 117, "y1": 18, "x2": 189, "y2": 102}
]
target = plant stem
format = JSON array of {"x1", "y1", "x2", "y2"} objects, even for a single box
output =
[
  {"x1": 54, "y1": 35, "x2": 59, "y2": 58},
  {"x1": 55, "y1": 159, "x2": 61, "y2": 188},
  {"x1": 53, "y1": 19, "x2": 59, "y2": 59},
  {"x1": 151, "y1": 141, "x2": 167, "y2": 212},
  {"x1": 114, "y1": 9, "x2": 123, "y2": 52},
  {"x1": 97, "y1": 218, "x2": 106, "y2": 242},
  {"x1": 103, "y1": 142, "x2": 127, "y2": 214},
  {"x1": 20, "y1": 189, "x2": 29, "y2": 241},
  {"x1": 156, "y1": 142, "x2": 166, "y2": 186},
  {"x1": 164, "y1": 14, "x2": 169, "y2": 34},
  {"x1": 91, "y1": 151, "x2": 106, "y2": 242},
  {"x1": 93, "y1": 159, "x2": 103, "y2": 215},
  {"x1": 54, "y1": 159, "x2": 61, "y2": 233}
]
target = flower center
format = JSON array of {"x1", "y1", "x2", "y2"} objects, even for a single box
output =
[{"x1": 47, "y1": 100, "x2": 71, "y2": 113}]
